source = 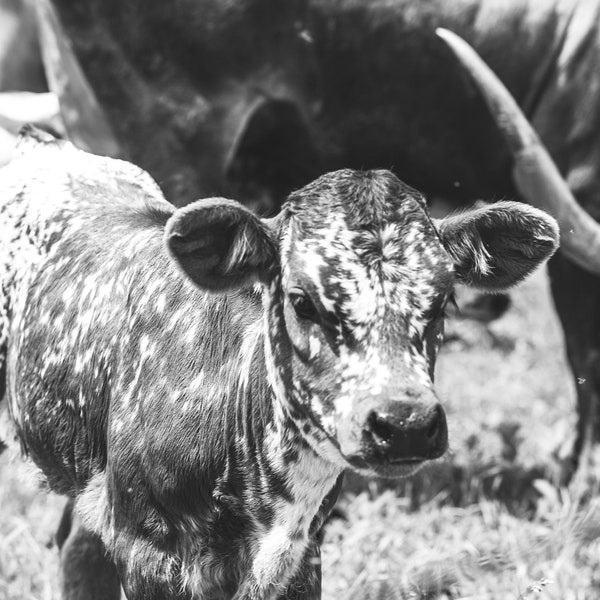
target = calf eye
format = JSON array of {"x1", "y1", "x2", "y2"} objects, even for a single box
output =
[{"x1": 289, "y1": 289, "x2": 319, "y2": 323}]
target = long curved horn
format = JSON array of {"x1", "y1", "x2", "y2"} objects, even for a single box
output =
[
  {"x1": 437, "y1": 27, "x2": 600, "y2": 276},
  {"x1": 31, "y1": 0, "x2": 120, "y2": 158}
]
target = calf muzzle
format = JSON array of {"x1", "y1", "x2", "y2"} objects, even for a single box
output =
[{"x1": 362, "y1": 401, "x2": 448, "y2": 463}]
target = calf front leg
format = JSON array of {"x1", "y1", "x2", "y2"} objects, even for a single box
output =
[
  {"x1": 233, "y1": 528, "x2": 316, "y2": 600},
  {"x1": 277, "y1": 540, "x2": 322, "y2": 600},
  {"x1": 57, "y1": 501, "x2": 122, "y2": 600},
  {"x1": 548, "y1": 255, "x2": 600, "y2": 481}
]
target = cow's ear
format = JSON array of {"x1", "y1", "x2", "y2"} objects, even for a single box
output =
[
  {"x1": 165, "y1": 198, "x2": 278, "y2": 292},
  {"x1": 435, "y1": 201, "x2": 559, "y2": 291}
]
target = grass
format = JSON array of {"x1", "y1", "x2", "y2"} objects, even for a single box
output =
[
  {"x1": 0, "y1": 457, "x2": 63, "y2": 600},
  {"x1": 323, "y1": 489, "x2": 600, "y2": 599},
  {"x1": 1, "y1": 267, "x2": 598, "y2": 599}
]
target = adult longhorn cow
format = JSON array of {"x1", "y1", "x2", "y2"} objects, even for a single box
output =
[
  {"x1": 0, "y1": 128, "x2": 558, "y2": 598},
  {"x1": 41, "y1": 0, "x2": 600, "y2": 471},
  {"x1": 33, "y1": 0, "x2": 322, "y2": 211}
]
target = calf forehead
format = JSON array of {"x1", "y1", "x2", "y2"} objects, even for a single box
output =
[{"x1": 283, "y1": 170, "x2": 453, "y2": 330}]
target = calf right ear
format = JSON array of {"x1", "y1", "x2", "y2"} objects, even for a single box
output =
[{"x1": 165, "y1": 198, "x2": 278, "y2": 292}]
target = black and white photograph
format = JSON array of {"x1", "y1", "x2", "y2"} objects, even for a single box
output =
[{"x1": 0, "y1": 1, "x2": 599, "y2": 598}]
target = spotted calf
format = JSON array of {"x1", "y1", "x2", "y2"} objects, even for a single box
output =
[{"x1": 0, "y1": 128, "x2": 558, "y2": 599}]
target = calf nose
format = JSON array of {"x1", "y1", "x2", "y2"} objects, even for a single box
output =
[{"x1": 364, "y1": 403, "x2": 448, "y2": 462}]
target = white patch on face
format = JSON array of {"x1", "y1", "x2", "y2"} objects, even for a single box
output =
[
  {"x1": 155, "y1": 293, "x2": 167, "y2": 313},
  {"x1": 335, "y1": 346, "x2": 393, "y2": 418},
  {"x1": 281, "y1": 221, "x2": 337, "y2": 314},
  {"x1": 339, "y1": 272, "x2": 379, "y2": 326},
  {"x1": 308, "y1": 335, "x2": 321, "y2": 358},
  {"x1": 380, "y1": 223, "x2": 400, "y2": 259},
  {"x1": 319, "y1": 413, "x2": 337, "y2": 438},
  {"x1": 297, "y1": 246, "x2": 336, "y2": 314},
  {"x1": 406, "y1": 348, "x2": 432, "y2": 388}
]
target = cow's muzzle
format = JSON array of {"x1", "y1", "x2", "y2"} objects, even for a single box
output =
[{"x1": 361, "y1": 402, "x2": 448, "y2": 464}]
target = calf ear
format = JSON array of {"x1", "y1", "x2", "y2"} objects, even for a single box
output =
[
  {"x1": 165, "y1": 198, "x2": 278, "y2": 292},
  {"x1": 435, "y1": 201, "x2": 559, "y2": 291}
]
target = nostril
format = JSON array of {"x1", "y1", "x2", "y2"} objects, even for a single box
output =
[
  {"x1": 426, "y1": 405, "x2": 448, "y2": 459},
  {"x1": 365, "y1": 411, "x2": 395, "y2": 446},
  {"x1": 427, "y1": 405, "x2": 443, "y2": 441}
]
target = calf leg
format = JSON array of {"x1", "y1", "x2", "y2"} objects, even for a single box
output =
[
  {"x1": 232, "y1": 538, "x2": 321, "y2": 600},
  {"x1": 237, "y1": 477, "x2": 342, "y2": 600},
  {"x1": 278, "y1": 540, "x2": 322, "y2": 600},
  {"x1": 548, "y1": 255, "x2": 600, "y2": 480},
  {"x1": 57, "y1": 501, "x2": 121, "y2": 600}
]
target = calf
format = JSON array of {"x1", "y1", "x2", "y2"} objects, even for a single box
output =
[{"x1": 0, "y1": 128, "x2": 558, "y2": 599}]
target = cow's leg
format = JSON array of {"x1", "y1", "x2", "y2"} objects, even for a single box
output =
[
  {"x1": 57, "y1": 501, "x2": 121, "y2": 600},
  {"x1": 547, "y1": 254, "x2": 600, "y2": 480},
  {"x1": 273, "y1": 478, "x2": 343, "y2": 600},
  {"x1": 231, "y1": 539, "x2": 320, "y2": 600},
  {"x1": 277, "y1": 540, "x2": 322, "y2": 600}
]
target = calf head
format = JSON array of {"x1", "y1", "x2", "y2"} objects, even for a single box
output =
[{"x1": 166, "y1": 169, "x2": 558, "y2": 477}]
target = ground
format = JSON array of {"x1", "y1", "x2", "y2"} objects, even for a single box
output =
[{"x1": 1, "y1": 266, "x2": 598, "y2": 599}]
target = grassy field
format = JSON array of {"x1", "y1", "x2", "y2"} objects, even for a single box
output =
[{"x1": 1, "y1": 266, "x2": 598, "y2": 599}]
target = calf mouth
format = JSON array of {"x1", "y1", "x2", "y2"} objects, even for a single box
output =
[
  {"x1": 342, "y1": 421, "x2": 449, "y2": 478},
  {"x1": 345, "y1": 453, "x2": 427, "y2": 479}
]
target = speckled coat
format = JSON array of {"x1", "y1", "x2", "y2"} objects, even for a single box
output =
[{"x1": 0, "y1": 128, "x2": 558, "y2": 599}]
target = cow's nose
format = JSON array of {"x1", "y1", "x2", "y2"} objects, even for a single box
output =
[{"x1": 363, "y1": 403, "x2": 448, "y2": 462}]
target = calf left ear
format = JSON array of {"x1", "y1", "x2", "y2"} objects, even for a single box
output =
[
  {"x1": 435, "y1": 201, "x2": 559, "y2": 291},
  {"x1": 165, "y1": 198, "x2": 278, "y2": 292}
]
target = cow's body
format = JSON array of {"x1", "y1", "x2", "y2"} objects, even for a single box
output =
[
  {"x1": 0, "y1": 129, "x2": 557, "y2": 598},
  {"x1": 43, "y1": 0, "x2": 600, "y2": 213},
  {"x1": 311, "y1": 0, "x2": 597, "y2": 201},
  {"x1": 39, "y1": 0, "x2": 321, "y2": 209}
]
